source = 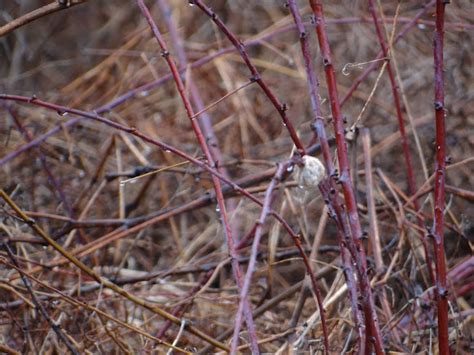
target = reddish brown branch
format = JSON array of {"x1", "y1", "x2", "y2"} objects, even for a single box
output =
[
  {"x1": 0, "y1": 94, "x2": 303, "y2": 262},
  {"x1": 0, "y1": 1, "x2": 88, "y2": 38},
  {"x1": 431, "y1": 0, "x2": 450, "y2": 353},
  {"x1": 308, "y1": 0, "x2": 385, "y2": 353},
  {"x1": 4, "y1": 106, "x2": 73, "y2": 216},
  {"x1": 285, "y1": 1, "x2": 338, "y2": 352},
  {"x1": 366, "y1": 0, "x2": 435, "y2": 285},
  {"x1": 134, "y1": 1, "x2": 259, "y2": 351},
  {"x1": 2, "y1": 242, "x2": 80, "y2": 355},
  {"x1": 0, "y1": 9, "x2": 429, "y2": 167},
  {"x1": 191, "y1": 0, "x2": 306, "y2": 156},
  {"x1": 340, "y1": 0, "x2": 436, "y2": 107}
]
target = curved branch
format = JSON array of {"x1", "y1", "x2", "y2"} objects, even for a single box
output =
[{"x1": 0, "y1": 1, "x2": 88, "y2": 38}]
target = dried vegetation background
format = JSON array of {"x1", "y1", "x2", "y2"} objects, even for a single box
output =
[{"x1": 0, "y1": 0, "x2": 473, "y2": 353}]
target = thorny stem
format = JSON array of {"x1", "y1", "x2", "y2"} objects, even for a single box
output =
[
  {"x1": 0, "y1": 95, "x2": 308, "y2": 275},
  {"x1": 2, "y1": 242, "x2": 81, "y2": 355},
  {"x1": 286, "y1": 1, "x2": 334, "y2": 353},
  {"x1": 188, "y1": 1, "x2": 341, "y2": 350},
  {"x1": 367, "y1": 0, "x2": 435, "y2": 285},
  {"x1": 0, "y1": 3, "x2": 464, "y2": 350},
  {"x1": 135, "y1": 1, "x2": 259, "y2": 352},
  {"x1": 319, "y1": 180, "x2": 366, "y2": 354},
  {"x1": 191, "y1": 0, "x2": 307, "y2": 157},
  {"x1": 230, "y1": 163, "x2": 287, "y2": 353},
  {"x1": 432, "y1": 0, "x2": 450, "y2": 353},
  {"x1": 286, "y1": 0, "x2": 333, "y2": 175},
  {"x1": 156, "y1": 0, "x2": 242, "y2": 279},
  {"x1": 0, "y1": 189, "x2": 225, "y2": 352},
  {"x1": 4, "y1": 105, "x2": 73, "y2": 216},
  {"x1": 340, "y1": 0, "x2": 436, "y2": 107},
  {"x1": 231, "y1": 161, "x2": 328, "y2": 355},
  {"x1": 308, "y1": 0, "x2": 385, "y2": 353},
  {"x1": 0, "y1": 10, "x2": 429, "y2": 167},
  {"x1": 155, "y1": 0, "x2": 227, "y2": 174}
]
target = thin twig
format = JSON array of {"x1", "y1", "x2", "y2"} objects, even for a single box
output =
[
  {"x1": 0, "y1": 189, "x2": 229, "y2": 352},
  {"x1": 2, "y1": 242, "x2": 81, "y2": 355},
  {"x1": 366, "y1": 0, "x2": 434, "y2": 285},
  {"x1": 340, "y1": 0, "x2": 436, "y2": 107},
  {"x1": 0, "y1": 8, "x2": 429, "y2": 167},
  {"x1": 0, "y1": 1, "x2": 88, "y2": 38},
  {"x1": 191, "y1": 0, "x2": 306, "y2": 156},
  {"x1": 135, "y1": 1, "x2": 259, "y2": 351}
]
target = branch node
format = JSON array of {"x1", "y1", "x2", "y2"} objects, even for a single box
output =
[
  {"x1": 250, "y1": 75, "x2": 260, "y2": 83},
  {"x1": 58, "y1": 0, "x2": 71, "y2": 7},
  {"x1": 434, "y1": 101, "x2": 444, "y2": 110}
]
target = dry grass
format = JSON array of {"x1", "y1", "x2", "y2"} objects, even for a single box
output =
[{"x1": 0, "y1": 1, "x2": 472, "y2": 353}]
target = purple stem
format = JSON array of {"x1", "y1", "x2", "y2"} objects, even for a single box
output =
[
  {"x1": 1, "y1": 10, "x2": 432, "y2": 167},
  {"x1": 4, "y1": 105, "x2": 73, "y2": 216},
  {"x1": 135, "y1": 1, "x2": 259, "y2": 351},
  {"x1": 191, "y1": 0, "x2": 306, "y2": 157},
  {"x1": 319, "y1": 179, "x2": 366, "y2": 353},
  {"x1": 230, "y1": 163, "x2": 286, "y2": 352},
  {"x1": 286, "y1": 0, "x2": 335, "y2": 351}
]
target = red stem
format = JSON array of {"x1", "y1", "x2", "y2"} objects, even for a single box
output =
[
  {"x1": 135, "y1": 1, "x2": 259, "y2": 352},
  {"x1": 366, "y1": 0, "x2": 435, "y2": 286},
  {"x1": 308, "y1": 1, "x2": 385, "y2": 353},
  {"x1": 285, "y1": 1, "x2": 338, "y2": 352},
  {"x1": 432, "y1": 0, "x2": 450, "y2": 353},
  {"x1": 0, "y1": 93, "x2": 332, "y2": 354},
  {"x1": 319, "y1": 180, "x2": 366, "y2": 353},
  {"x1": 156, "y1": 0, "x2": 227, "y2": 173},
  {"x1": 340, "y1": 0, "x2": 436, "y2": 107},
  {"x1": 0, "y1": 8, "x2": 430, "y2": 167},
  {"x1": 0, "y1": 94, "x2": 309, "y2": 257},
  {"x1": 191, "y1": 0, "x2": 306, "y2": 157},
  {"x1": 156, "y1": 0, "x2": 241, "y2": 255}
]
